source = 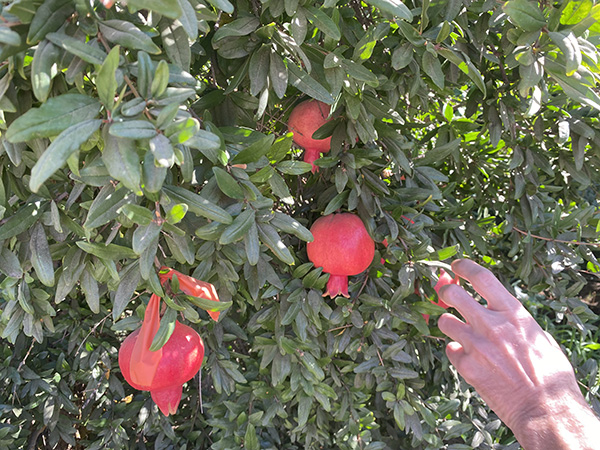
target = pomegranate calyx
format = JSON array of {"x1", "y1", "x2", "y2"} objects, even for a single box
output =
[
  {"x1": 151, "y1": 384, "x2": 184, "y2": 417},
  {"x1": 324, "y1": 275, "x2": 350, "y2": 298}
]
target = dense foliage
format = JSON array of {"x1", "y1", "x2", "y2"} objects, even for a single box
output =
[{"x1": 0, "y1": 0, "x2": 599, "y2": 448}]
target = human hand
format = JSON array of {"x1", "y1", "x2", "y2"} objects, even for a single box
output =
[{"x1": 437, "y1": 259, "x2": 600, "y2": 450}]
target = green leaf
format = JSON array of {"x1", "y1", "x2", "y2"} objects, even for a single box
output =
[
  {"x1": 548, "y1": 31, "x2": 581, "y2": 76},
  {"x1": 97, "y1": 45, "x2": 120, "y2": 111},
  {"x1": 27, "y1": 0, "x2": 73, "y2": 44},
  {"x1": 31, "y1": 40, "x2": 60, "y2": 102},
  {"x1": 422, "y1": 52, "x2": 444, "y2": 89},
  {"x1": 149, "y1": 307, "x2": 178, "y2": 351},
  {"x1": 305, "y1": 6, "x2": 341, "y2": 40},
  {"x1": 166, "y1": 203, "x2": 188, "y2": 225},
  {"x1": 159, "y1": 19, "x2": 190, "y2": 71},
  {"x1": 244, "y1": 423, "x2": 259, "y2": 450},
  {"x1": 6, "y1": 94, "x2": 101, "y2": 143},
  {"x1": 81, "y1": 265, "x2": 100, "y2": 314},
  {"x1": 176, "y1": 0, "x2": 199, "y2": 40},
  {"x1": 46, "y1": 33, "x2": 107, "y2": 65},
  {"x1": 30, "y1": 119, "x2": 102, "y2": 193},
  {"x1": 270, "y1": 52, "x2": 288, "y2": 99},
  {"x1": 257, "y1": 223, "x2": 295, "y2": 265},
  {"x1": 84, "y1": 184, "x2": 134, "y2": 230},
  {"x1": 287, "y1": 62, "x2": 334, "y2": 105},
  {"x1": 276, "y1": 160, "x2": 312, "y2": 175},
  {"x1": 102, "y1": 128, "x2": 142, "y2": 194},
  {"x1": 0, "y1": 201, "x2": 47, "y2": 241},
  {"x1": 219, "y1": 209, "x2": 255, "y2": 245},
  {"x1": 30, "y1": 223, "x2": 55, "y2": 287},
  {"x1": 231, "y1": 134, "x2": 275, "y2": 165},
  {"x1": 213, "y1": 167, "x2": 245, "y2": 199},
  {"x1": 185, "y1": 295, "x2": 233, "y2": 312},
  {"x1": 365, "y1": 0, "x2": 412, "y2": 21},
  {"x1": 206, "y1": 0, "x2": 234, "y2": 14},
  {"x1": 149, "y1": 134, "x2": 175, "y2": 168},
  {"x1": 0, "y1": 27, "x2": 22, "y2": 46},
  {"x1": 120, "y1": 204, "x2": 155, "y2": 226},
  {"x1": 99, "y1": 20, "x2": 161, "y2": 54},
  {"x1": 133, "y1": 222, "x2": 162, "y2": 255},
  {"x1": 162, "y1": 185, "x2": 233, "y2": 224},
  {"x1": 560, "y1": 0, "x2": 593, "y2": 25},
  {"x1": 109, "y1": 120, "x2": 157, "y2": 139},
  {"x1": 151, "y1": 60, "x2": 170, "y2": 98},
  {"x1": 419, "y1": 138, "x2": 461, "y2": 166},
  {"x1": 127, "y1": 0, "x2": 183, "y2": 19},
  {"x1": 0, "y1": 247, "x2": 23, "y2": 278},
  {"x1": 270, "y1": 212, "x2": 313, "y2": 242},
  {"x1": 323, "y1": 191, "x2": 349, "y2": 215},
  {"x1": 76, "y1": 241, "x2": 138, "y2": 260},
  {"x1": 249, "y1": 44, "x2": 270, "y2": 96},
  {"x1": 503, "y1": 0, "x2": 547, "y2": 31},
  {"x1": 112, "y1": 262, "x2": 141, "y2": 320}
]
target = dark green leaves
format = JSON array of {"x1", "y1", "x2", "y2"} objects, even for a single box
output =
[
  {"x1": 503, "y1": 0, "x2": 547, "y2": 31},
  {"x1": 6, "y1": 94, "x2": 101, "y2": 143},
  {"x1": 365, "y1": 0, "x2": 412, "y2": 21},
  {"x1": 99, "y1": 20, "x2": 161, "y2": 54},
  {"x1": 162, "y1": 185, "x2": 233, "y2": 224},
  {"x1": 30, "y1": 119, "x2": 102, "y2": 193}
]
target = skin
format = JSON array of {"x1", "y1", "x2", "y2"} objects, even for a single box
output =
[{"x1": 437, "y1": 259, "x2": 600, "y2": 450}]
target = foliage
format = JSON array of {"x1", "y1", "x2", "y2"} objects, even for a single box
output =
[{"x1": 0, "y1": 0, "x2": 599, "y2": 448}]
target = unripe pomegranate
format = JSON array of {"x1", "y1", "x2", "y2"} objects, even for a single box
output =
[
  {"x1": 119, "y1": 319, "x2": 204, "y2": 416},
  {"x1": 307, "y1": 213, "x2": 375, "y2": 297},
  {"x1": 288, "y1": 100, "x2": 331, "y2": 172}
]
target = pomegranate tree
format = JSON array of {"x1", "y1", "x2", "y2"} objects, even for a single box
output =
[
  {"x1": 287, "y1": 100, "x2": 332, "y2": 172},
  {"x1": 307, "y1": 213, "x2": 375, "y2": 297}
]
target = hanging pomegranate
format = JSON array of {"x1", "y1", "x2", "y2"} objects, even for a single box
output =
[
  {"x1": 288, "y1": 100, "x2": 332, "y2": 172},
  {"x1": 118, "y1": 267, "x2": 220, "y2": 416},
  {"x1": 118, "y1": 311, "x2": 205, "y2": 415},
  {"x1": 423, "y1": 269, "x2": 460, "y2": 323},
  {"x1": 307, "y1": 213, "x2": 375, "y2": 298}
]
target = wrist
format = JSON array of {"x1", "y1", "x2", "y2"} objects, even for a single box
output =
[{"x1": 511, "y1": 390, "x2": 600, "y2": 450}]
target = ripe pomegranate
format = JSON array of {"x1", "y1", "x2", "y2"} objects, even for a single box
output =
[
  {"x1": 119, "y1": 316, "x2": 204, "y2": 416},
  {"x1": 423, "y1": 269, "x2": 460, "y2": 323},
  {"x1": 288, "y1": 100, "x2": 332, "y2": 172},
  {"x1": 307, "y1": 213, "x2": 375, "y2": 297},
  {"x1": 118, "y1": 267, "x2": 219, "y2": 416}
]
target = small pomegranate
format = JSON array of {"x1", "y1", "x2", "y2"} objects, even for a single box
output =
[
  {"x1": 307, "y1": 213, "x2": 375, "y2": 297},
  {"x1": 159, "y1": 267, "x2": 221, "y2": 321},
  {"x1": 288, "y1": 100, "x2": 332, "y2": 172},
  {"x1": 423, "y1": 269, "x2": 460, "y2": 323}
]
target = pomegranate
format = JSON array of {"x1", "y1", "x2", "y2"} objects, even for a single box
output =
[
  {"x1": 288, "y1": 100, "x2": 332, "y2": 172},
  {"x1": 159, "y1": 267, "x2": 221, "y2": 321},
  {"x1": 423, "y1": 269, "x2": 460, "y2": 323},
  {"x1": 118, "y1": 267, "x2": 219, "y2": 416},
  {"x1": 307, "y1": 213, "x2": 375, "y2": 297},
  {"x1": 119, "y1": 315, "x2": 204, "y2": 416}
]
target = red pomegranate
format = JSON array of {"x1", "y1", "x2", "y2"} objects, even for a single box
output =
[
  {"x1": 119, "y1": 315, "x2": 204, "y2": 415},
  {"x1": 288, "y1": 100, "x2": 332, "y2": 172},
  {"x1": 423, "y1": 269, "x2": 460, "y2": 323},
  {"x1": 307, "y1": 213, "x2": 375, "y2": 298}
]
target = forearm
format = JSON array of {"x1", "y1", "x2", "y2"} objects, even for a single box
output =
[{"x1": 512, "y1": 393, "x2": 600, "y2": 450}]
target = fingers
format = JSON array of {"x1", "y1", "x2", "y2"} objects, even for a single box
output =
[
  {"x1": 438, "y1": 313, "x2": 472, "y2": 346},
  {"x1": 445, "y1": 341, "x2": 466, "y2": 369},
  {"x1": 451, "y1": 259, "x2": 521, "y2": 311},
  {"x1": 438, "y1": 283, "x2": 489, "y2": 324}
]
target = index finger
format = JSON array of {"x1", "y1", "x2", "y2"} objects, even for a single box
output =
[{"x1": 450, "y1": 259, "x2": 521, "y2": 311}]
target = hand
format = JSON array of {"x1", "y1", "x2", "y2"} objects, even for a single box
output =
[{"x1": 437, "y1": 259, "x2": 600, "y2": 450}]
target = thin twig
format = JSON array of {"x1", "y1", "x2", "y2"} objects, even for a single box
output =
[
  {"x1": 74, "y1": 313, "x2": 111, "y2": 356},
  {"x1": 513, "y1": 227, "x2": 600, "y2": 248},
  {"x1": 17, "y1": 340, "x2": 36, "y2": 371}
]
